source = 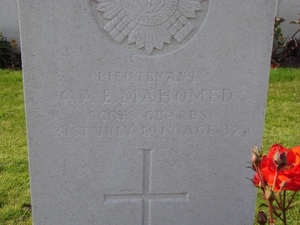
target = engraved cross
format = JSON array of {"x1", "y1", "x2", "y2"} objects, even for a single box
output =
[{"x1": 104, "y1": 149, "x2": 188, "y2": 225}]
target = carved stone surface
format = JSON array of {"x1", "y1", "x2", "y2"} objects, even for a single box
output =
[
  {"x1": 90, "y1": 0, "x2": 209, "y2": 55},
  {"x1": 104, "y1": 149, "x2": 188, "y2": 225},
  {"x1": 18, "y1": 0, "x2": 276, "y2": 224}
]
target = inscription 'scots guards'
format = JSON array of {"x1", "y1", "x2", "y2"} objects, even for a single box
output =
[{"x1": 92, "y1": 0, "x2": 208, "y2": 54}]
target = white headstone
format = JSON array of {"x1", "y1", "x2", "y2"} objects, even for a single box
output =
[{"x1": 18, "y1": 1, "x2": 276, "y2": 224}]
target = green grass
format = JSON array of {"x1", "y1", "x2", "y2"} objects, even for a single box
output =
[
  {"x1": 0, "y1": 68, "x2": 299, "y2": 224},
  {"x1": 0, "y1": 70, "x2": 32, "y2": 225},
  {"x1": 262, "y1": 68, "x2": 300, "y2": 149},
  {"x1": 256, "y1": 68, "x2": 300, "y2": 225}
]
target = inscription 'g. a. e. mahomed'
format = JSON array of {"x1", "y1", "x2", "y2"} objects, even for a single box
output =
[{"x1": 90, "y1": 0, "x2": 209, "y2": 55}]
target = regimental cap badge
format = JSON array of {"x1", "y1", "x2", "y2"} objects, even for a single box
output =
[{"x1": 91, "y1": 0, "x2": 208, "y2": 55}]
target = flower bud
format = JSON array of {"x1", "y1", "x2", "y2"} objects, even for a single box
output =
[
  {"x1": 275, "y1": 17, "x2": 285, "y2": 23},
  {"x1": 273, "y1": 150, "x2": 287, "y2": 169},
  {"x1": 257, "y1": 211, "x2": 268, "y2": 225},
  {"x1": 265, "y1": 186, "x2": 275, "y2": 201},
  {"x1": 252, "y1": 174, "x2": 262, "y2": 188},
  {"x1": 251, "y1": 146, "x2": 262, "y2": 167}
]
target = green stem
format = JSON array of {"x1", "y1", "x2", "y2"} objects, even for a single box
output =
[
  {"x1": 286, "y1": 191, "x2": 297, "y2": 209},
  {"x1": 273, "y1": 197, "x2": 283, "y2": 221},
  {"x1": 282, "y1": 190, "x2": 287, "y2": 225},
  {"x1": 268, "y1": 200, "x2": 275, "y2": 225},
  {"x1": 256, "y1": 165, "x2": 266, "y2": 190}
]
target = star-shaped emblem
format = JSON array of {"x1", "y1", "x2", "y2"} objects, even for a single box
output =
[{"x1": 94, "y1": 0, "x2": 204, "y2": 54}]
